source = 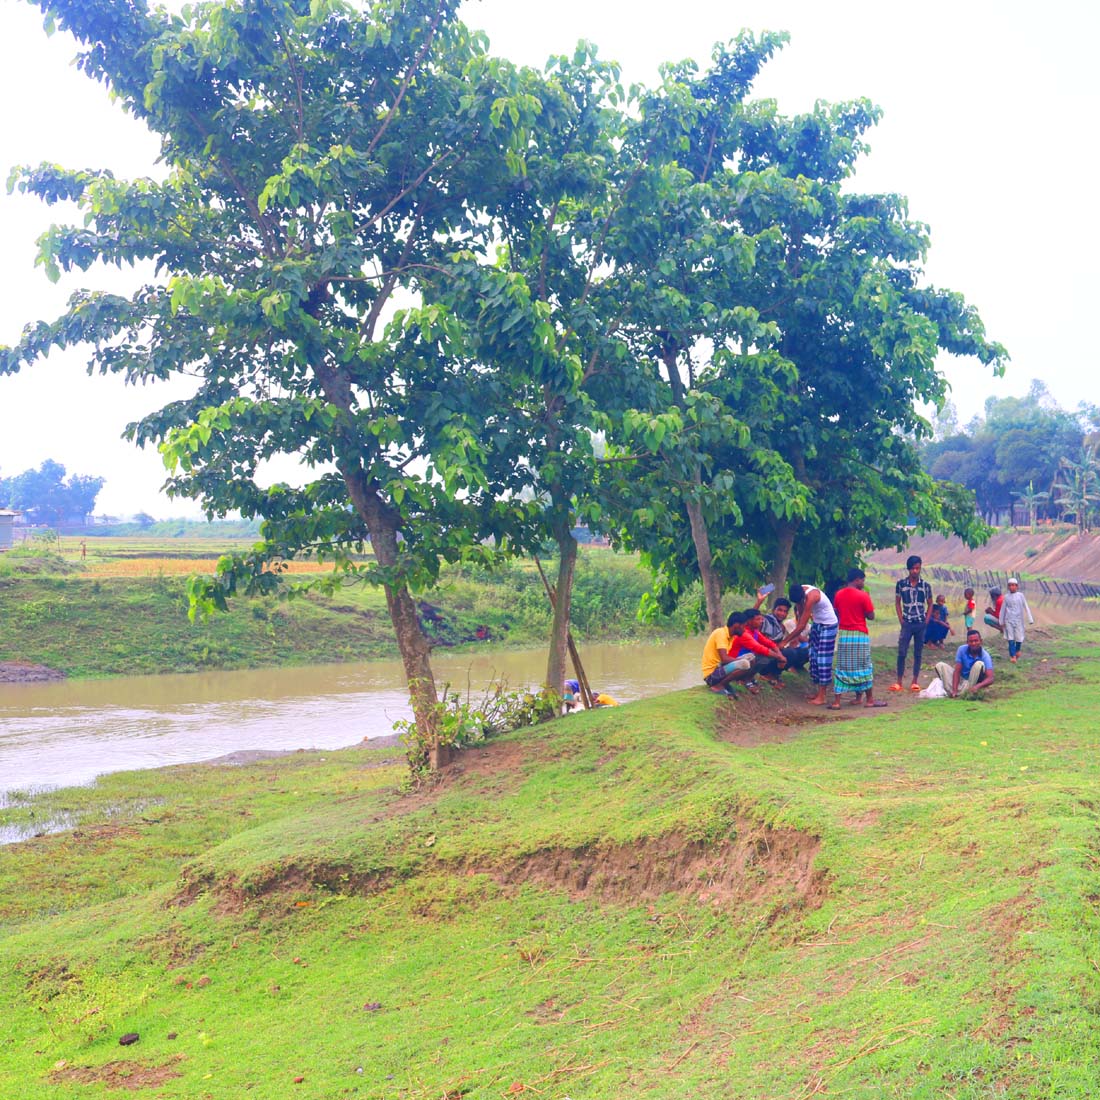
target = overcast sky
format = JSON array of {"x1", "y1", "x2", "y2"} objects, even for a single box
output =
[{"x1": 1, "y1": 0, "x2": 1096, "y2": 517}]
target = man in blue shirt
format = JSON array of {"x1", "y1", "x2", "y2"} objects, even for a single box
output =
[{"x1": 934, "y1": 629, "x2": 996, "y2": 698}]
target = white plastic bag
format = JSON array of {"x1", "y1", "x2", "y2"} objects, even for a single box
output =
[{"x1": 918, "y1": 679, "x2": 947, "y2": 699}]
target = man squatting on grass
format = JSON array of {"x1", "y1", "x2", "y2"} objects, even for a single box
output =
[
  {"x1": 700, "y1": 612, "x2": 788, "y2": 696},
  {"x1": 934, "y1": 629, "x2": 996, "y2": 698},
  {"x1": 892, "y1": 554, "x2": 933, "y2": 693},
  {"x1": 701, "y1": 615, "x2": 757, "y2": 696}
]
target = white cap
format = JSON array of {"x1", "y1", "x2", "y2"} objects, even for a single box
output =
[{"x1": 1007, "y1": 577, "x2": 1019, "y2": 585}]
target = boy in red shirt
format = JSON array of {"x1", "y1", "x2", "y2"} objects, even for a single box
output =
[{"x1": 732, "y1": 610, "x2": 788, "y2": 687}]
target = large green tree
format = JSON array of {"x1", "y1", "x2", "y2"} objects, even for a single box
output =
[
  {"x1": 610, "y1": 76, "x2": 1006, "y2": 599},
  {"x1": 1, "y1": 0, "x2": 553, "y2": 765},
  {"x1": 0, "y1": 459, "x2": 104, "y2": 525}
]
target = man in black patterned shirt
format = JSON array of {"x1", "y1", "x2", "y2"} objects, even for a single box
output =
[{"x1": 890, "y1": 554, "x2": 933, "y2": 692}]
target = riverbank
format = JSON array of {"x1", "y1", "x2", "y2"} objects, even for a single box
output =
[
  {"x1": 0, "y1": 548, "x2": 696, "y2": 679},
  {"x1": 868, "y1": 527, "x2": 1100, "y2": 584},
  {"x1": 2, "y1": 624, "x2": 1098, "y2": 1096}
]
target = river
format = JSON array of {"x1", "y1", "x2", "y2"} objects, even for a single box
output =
[
  {"x1": 0, "y1": 636, "x2": 705, "y2": 800},
  {"x1": 2, "y1": 592, "x2": 1096, "y2": 803}
]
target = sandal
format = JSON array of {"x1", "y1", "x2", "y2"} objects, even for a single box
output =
[
  {"x1": 864, "y1": 700, "x2": 888, "y2": 708},
  {"x1": 888, "y1": 683, "x2": 903, "y2": 692},
  {"x1": 826, "y1": 702, "x2": 842, "y2": 710},
  {"x1": 909, "y1": 683, "x2": 922, "y2": 692}
]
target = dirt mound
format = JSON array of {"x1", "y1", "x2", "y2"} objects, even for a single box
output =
[
  {"x1": 485, "y1": 824, "x2": 827, "y2": 913},
  {"x1": 177, "y1": 821, "x2": 826, "y2": 920},
  {"x1": 0, "y1": 660, "x2": 65, "y2": 683},
  {"x1": 869, "y1": 529, "x2": 1100, "y2": 583}
]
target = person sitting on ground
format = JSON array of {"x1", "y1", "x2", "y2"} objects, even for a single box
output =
[
  {"x1": 757, "y1": 598, "x2": 810, "y2": 672},
  {"x1": 788, "y1": 581, "x2": 839, "y2": 706},
  {"x1": 998, "y1": 577, "x2": 1035, "y2": 663},
  {"x1": 700, "y1": 613, "x2": 758, "y2": 696},
  {"x1": 934, "y1": 629, "x2": 996, "y2": 697},
  {"x1": 829, "y1": 568, "x2": 885, "y2": 709},
  {"x1": 983, "y1": 587, "x2": 1004, "y2": 632},
  {"x1": 925, "y1": 594, "x2": 954, "y2": 647},
  {"x1": 736, "y1": 608, "x2": 790, "y2": 687},
  {"x1": 592, "y1": 690, "x2": 620, "y2": 707}
]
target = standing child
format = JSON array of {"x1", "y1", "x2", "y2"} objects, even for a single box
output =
[
  {"x1": 998, "y1": 578, "x2": 1035, "y2": 662},
  {"x1": 963, "y1": 587, "x2": 976, "y2": 631}
]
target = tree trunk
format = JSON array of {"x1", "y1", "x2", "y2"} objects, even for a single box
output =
[
  {"x1": 685, "y1": 490, "x2": 723, "y2": 630},
  {"x1": 310, "y1": 358, "x2": 445, "y2": 766},
  {"x1": 546, "y1": 521, "x2": 578, "y2": 695},
  {"x1": 343, "y1": 469, "x2": 444, "y2": 765},
  {"x1": 661, "y1": 346, "x2": 723, "y2": 629},
  {"x1": 769, "y1": 517, "x2": 799, "y2": 597}
]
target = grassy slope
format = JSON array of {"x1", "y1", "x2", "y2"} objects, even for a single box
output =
[
  {"x1": 0, "y1": 551, "x2": 693, "y2": 678},
  {"x1": 2, "y1": 629, "x2": 1099, "y2": 1097}
]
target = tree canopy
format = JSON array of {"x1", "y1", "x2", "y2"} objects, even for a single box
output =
[
  {"x1": 921, "y1": 382, "x2": 1092, "y2": 525},
  {"x1": 0, "y1": 459, "x2": 104, "y2": 525}
]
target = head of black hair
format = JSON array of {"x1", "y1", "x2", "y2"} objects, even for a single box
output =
[
  {"x1": 906, "y1": 555, "x2": 922, "y2": 570},
  {"x1": 847, "y1": 567, "x2": 866, "y2": 583},
  {"x1": 788, "y1": 584, "x2": 805, "y2": 605},
  {"x1": 726, "y1": 611, "x2": 745, "y2": 629},
  {"x1": 772, "y1": 597, "x2": 791, "y2": 611}
]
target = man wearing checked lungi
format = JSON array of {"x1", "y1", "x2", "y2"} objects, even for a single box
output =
[
  {"x1": 828, "y1": 569, "x2": 886, "y2": 709},
  {"x1": 788, "y1": 582, "x2": 839, "y2": 706}
]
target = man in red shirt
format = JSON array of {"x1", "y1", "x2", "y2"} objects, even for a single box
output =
[
  {"x1": 829, "y1": 568, "x2": 884, "y2": 709},
  {"x1": 732, "y1": 610, "x2": 788, "y2": 687}
]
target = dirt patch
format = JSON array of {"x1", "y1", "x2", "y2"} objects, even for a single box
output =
[
  {"x1": 0, "y1": 660, "x2": 65, "y2": 683},
  {"x1": 480, "y1": 820, "x2": 828, "y2": 912},
  {"x1": 49, "y1": 1056, "x2": 184, "y2": 1090},
  {"x1": 841, "y1": 809, "x2": 882, "y2": 831},
  {"x1": 712, "y1": 675, "x2": 923, "y2": 746}
]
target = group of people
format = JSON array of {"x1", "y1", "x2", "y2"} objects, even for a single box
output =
[
  {"x1": 701, "y1": 555, "x2": 1030, "y2": 705},
  {"x1": 700, "y1": 570, "x2": 884, "y2": 708}
]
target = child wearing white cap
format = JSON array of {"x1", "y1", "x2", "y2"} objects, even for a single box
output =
[{"x1": 998, "y1": 578, "x2": 1034, "y2": 663}]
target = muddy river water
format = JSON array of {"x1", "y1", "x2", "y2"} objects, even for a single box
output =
[{"x1": 2, "y1": 593, "x2": 1096, "y2": 801}]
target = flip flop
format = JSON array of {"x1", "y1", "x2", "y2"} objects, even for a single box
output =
[
  {"x1": 864, "y1": 700, "x2": 888, "y2": 708},
  {"x1": 826, "y1": 702, "x2": 842, "y2": 710},
  {"x1": 909, "y1": 683, "x2": 922, "y2": 692},
  {"x1": 888, "y1": 683, "x2": 903, "y2": 692}
]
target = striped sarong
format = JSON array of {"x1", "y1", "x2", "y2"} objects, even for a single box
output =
[
  {"x1": 809, "y1": 622, "x2": 838, "y2": 686},
  {"x1": 833, "y1": 629, "x2": 873, "y2": 694}
]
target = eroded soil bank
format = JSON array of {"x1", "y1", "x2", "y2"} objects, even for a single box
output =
[{"x1": 870, "y1": 528, "x2": 1100, "y2": 582}]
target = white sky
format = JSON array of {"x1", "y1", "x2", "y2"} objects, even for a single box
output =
[{"x1": 1, "y1": 0, "x2": 1097, "y2": 517}]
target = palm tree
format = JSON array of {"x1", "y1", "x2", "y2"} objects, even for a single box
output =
[
  {"x1": 1014, "y1": 479, "x2": 1050, "y2": 533},
  {"x1": 1054, "y1": 445, "x2": 1100, "y2": 532}
]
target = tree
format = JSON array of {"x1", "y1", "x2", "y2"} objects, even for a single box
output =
[
  {"x1": 1, "y1": 0, "x2": 555, "y2": 767},
  {"x1": 1054, "y1": 445, "x2": 1100, "y2": 532},
  {"x1": 601, "y1": 52, "x2": 1004, "y2": 602},
  {"x1": 0, "y1": 459, "x2": 103, "y2": 525},
  {"x1": 595, "y1": 35, "x2": 809, "y2": 629},
  {"x1": 1014, "y1": 480, "x2": 1049, "y2": 533}
]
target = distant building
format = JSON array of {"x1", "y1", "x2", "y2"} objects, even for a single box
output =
[{"x1": 0, "y1": 510, "x2": 18, "y2": 551}]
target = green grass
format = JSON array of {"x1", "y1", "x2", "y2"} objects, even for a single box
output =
[
  {"x1": 0, "y1": 547, "x2": 693, "y2": 678},
  {"x1": 1, "y1": 628, "x2": 1098, "y2": 1096}
]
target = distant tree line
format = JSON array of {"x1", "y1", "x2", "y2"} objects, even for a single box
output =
[
  {"x1": 0, "y1": 459, "x2": 103, "y2": 526},
  {"x1": 920, "y1": 381, "x2": 1100, "y2": 531}
]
